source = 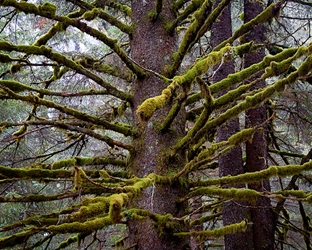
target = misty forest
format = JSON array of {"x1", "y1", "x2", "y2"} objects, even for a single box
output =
[{"x1": 0, "y1": 0, "x2": 312, "y2": 249}]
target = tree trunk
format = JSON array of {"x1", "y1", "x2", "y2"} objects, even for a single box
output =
[
  {"x1": 211, "y1": 2, "x2": 254, "y2": 249},
  {"x1": 244, "y1": 1, "x2": 276, "y2": 249},
  {"x1": 127, "y1": 2, "x2": 189, "y2": 249}
]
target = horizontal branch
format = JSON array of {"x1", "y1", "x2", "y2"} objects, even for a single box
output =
[
  {"x1": 0, "y1": 42, "x2": 132, "y2": 102},
  {"x1": 194, "y1": 160, "x2": 312, "y2": 187},
  {"x1": 0, "y1": 86, "x2": 136, "y2": 137},
  {"x1": 0, "y1": 0, "x2": 146, "y2": 78}
]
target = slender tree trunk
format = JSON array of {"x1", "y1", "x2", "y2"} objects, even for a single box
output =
[
  {"x1": 211, "y1": 2, "x2": 254, "y2": 249},
  {"x1": 127, "y1": 2, "x2": 189, "y2": 249},
  {"x1": 244, "y1": 2, "x2": 276, "y2": 249}
]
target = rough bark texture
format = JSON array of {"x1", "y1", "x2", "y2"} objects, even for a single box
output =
[
  {"x1": 211, "y1": 2, "x2": 254, "y2": 249},
  {"x1": 127, "y1": 1, "x2": 189, "y2": 249},
  {"x1": 244, "y1": 1, "x2": 276, "y2": 249}
]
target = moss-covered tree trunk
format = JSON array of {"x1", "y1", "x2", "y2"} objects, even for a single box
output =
[
  {"x1": 211, "y1": 2, "x2": 254, "y2": 249},
  {"x1": 244, "y1": 1, "x2": 276, "y2": 249},
  {"x1": 127, "y1": 1, "x2": 189, "y2": 249}
]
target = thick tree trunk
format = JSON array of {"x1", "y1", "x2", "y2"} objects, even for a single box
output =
[
  {"x1": 211, "y1": 2, "x2": 254, "y2": 249},
  {"x1": 127, "y1": 1, "x2": 189, "y2": 249},
  {"x1": 244, "y1": 1, "x2": 276, "y2": 249}
]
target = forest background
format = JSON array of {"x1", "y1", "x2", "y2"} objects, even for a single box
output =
[{"x1": 0, "y1": 0, "x2": 312, "y2": 249}]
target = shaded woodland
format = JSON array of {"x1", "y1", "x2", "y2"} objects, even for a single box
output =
[{"x1": 0, "y1": 0, "x2": 312, "y2": 249}]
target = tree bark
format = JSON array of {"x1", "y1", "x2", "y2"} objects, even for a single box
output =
[
  {"x1": 127, "y1": 1, "x2": 189, "y2": 249},
  {"x1": 244, "y1": 1, "x2": 276, "y2": 249},
  {"x1": 211, "y1": 2, "x2": 254, "y2": 249}
]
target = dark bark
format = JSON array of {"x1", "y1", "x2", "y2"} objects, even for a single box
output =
[
  {"x1": 127, "y1": 1, "x2": 189, "y2": 249},
  {"x1": 244, "y1": 1, "x2": 276, "y2": 249},
  {"x1": 211, "y1": 2, "x2": 254, "y2": 249}
]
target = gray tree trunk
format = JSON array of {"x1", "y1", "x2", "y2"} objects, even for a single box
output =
[
  {"x1": 244, "y1": 1, "x2": 276, "y2": 249},
  {"x1": 211, "y1": 2, "x2": 254, "y2": 249},
  {"x1": 127, "y1": 1, "x2": 189, "y2": 249}
]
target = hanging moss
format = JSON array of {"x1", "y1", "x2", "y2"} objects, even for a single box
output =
[{"x1": 109, "y1": 194, "x2": 128, "y2": 224}]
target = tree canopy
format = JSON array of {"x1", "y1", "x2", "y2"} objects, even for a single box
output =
[{"x1": 0, "y1": 0, "x2": 312, "y2": 249}]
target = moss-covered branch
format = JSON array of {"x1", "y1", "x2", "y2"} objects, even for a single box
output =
[
  {"x1": 174, "y1": 220, "x2": 247, "y2": 239},
  {"x1": 0, "y1": 42, "x2": 132, "y2": 102},
  {"x1": 194, "y1": 160, "x2": 312, "y2": 187},
  {"x1": 213, "y1": 0, "x2": 286, "y2": 51},
  {"x1": 1, "y1": 119, "x2": 133, "y2": 151},
  {"x1": 0, "y1": 165, "x2": 71, "y2": 180},
  {"x1": 168, "y1": 0, "x2": 205, "y2": 34},
  {"x1": 136, "y1": 45, "x2": 231, "y2": 121},
  {"x1": 0, "y1": 0, "x2": 145, "y2": 78},
  {"x1": 190, "y1": 49, "x2": 312, "y2": 148},
  {"x1": 169, "y1": 0, "x2": 230, "y2": 74},
  {"x1": 0, "y1": 230, "x2": 40, "y2": 249},
  {"x1": 0, "y1": 86, "x2": 136, "y2": 136}
]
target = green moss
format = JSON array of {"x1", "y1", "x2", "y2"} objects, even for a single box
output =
[
  {"x1": 174, "y1": 220, "x2": 247, "y2": 238},
  {"x1": 0, "y1": 53, "x2": 13, "y2": 63},
  {"x1": 136, "y1": 84, "x2": 174, "y2": 122},
  {"x1": 56, "y1": 234, "x2": 79, "y2": 250},
  {"x1": 228, "y1": 128, "x2": 255, "y2": 145},
  {"x1": 51, "y1": 158, "x2": 77, "y2": 169},
  {"x1": 39, "y1": 2, "x2": 56, "y2": 18},
  {"x1": 190, "y1": 212, "x2": 222, "y2": 226},
  {"x1": 83, "y1": 8, "x2": 100, "y2": 20},
  {"x1": 0, "y1": 40, "x2": 12, "y2": 50},
  {"x1": 109, "y1": 195, "x2": 124, "y2": 224},
  {"x1": 48, "y1": 216, "x2": 112, "y2": 233},
  {"x1": 0, "y1": 80, "x2": 33, "y2": 93},
  {"x1": 199, "y1": 160, "x2": 312, "y2": 187},
  {"x1": 0, "y1": 230, "x2": 33, "y2": 249},
  {"x1": 188, "y1": 187, "x2": 260, "y2": 204},
  {"x1": 235, "y1": 42, "x2": 254, "y2": 57}
]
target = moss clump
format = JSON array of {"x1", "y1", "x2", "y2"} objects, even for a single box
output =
[
  {"x1": 73, "y1": 167, "x2": 87, "y2": 191},
  {"x1": 136, "y1": 86, "x2": 173, "y2": 122},
  {"x1": 228, "y1": 128, "x2": 255, "y2": 146},
  {"x1": 12, "y1": 125, "x2": 27, "y2": 139},
  {"x1": 39, "y1": 2, "x2": 56, "y2": 18},
  {"x1": 83, "y1": 8, "x2": 100, "y2": 20}
]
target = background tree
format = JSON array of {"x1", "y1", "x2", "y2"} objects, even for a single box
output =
[{"x1": 0, "y1": 0, "x2": 312, "y2": 249}]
